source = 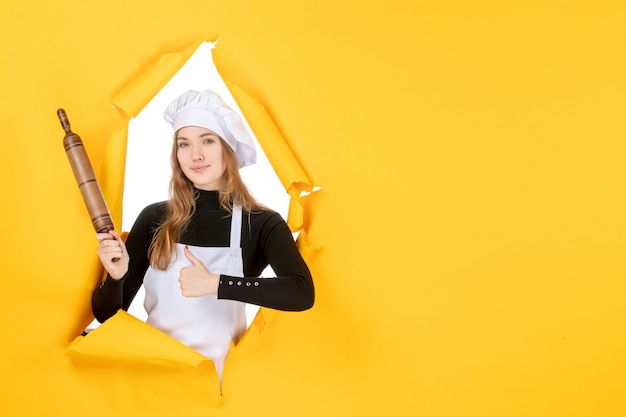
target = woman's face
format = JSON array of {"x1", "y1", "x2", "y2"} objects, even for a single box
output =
[{"x1": 176, "y1": 126, "x2": 226, "y2": 191}]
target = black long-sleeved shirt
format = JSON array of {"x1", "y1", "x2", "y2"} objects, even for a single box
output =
[{"x1": 92, "y1": 189, "x2": 314, "y2": 323}]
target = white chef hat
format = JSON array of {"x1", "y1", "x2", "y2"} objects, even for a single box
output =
[{"x1": 163, "y1": 89, "x2": 257, "y2": 168}]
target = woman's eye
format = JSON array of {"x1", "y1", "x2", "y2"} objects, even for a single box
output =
[
  {"x1": 177, "y1": 142, "x2": 188, "y2": 148},
  {"x1": 204, "y1": 139, "x2": 214, "y2": 144}
]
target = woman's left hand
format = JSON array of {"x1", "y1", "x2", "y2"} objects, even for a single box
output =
[{"x1": 178, "y1": 246, "x2": 219, "y2": 297}]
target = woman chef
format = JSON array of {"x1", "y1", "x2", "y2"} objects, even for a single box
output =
[{"x1": 92, "y1": 89, "x2": 315, "y2": 379}]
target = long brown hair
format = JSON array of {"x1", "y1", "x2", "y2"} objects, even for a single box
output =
[{"x1": 149, "y1": 134, "x2": 263, "y2": 270}]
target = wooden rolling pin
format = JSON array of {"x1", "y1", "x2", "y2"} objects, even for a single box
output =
[{"x1": 58, "y1": 108, "x2": 117, "y2": 238}]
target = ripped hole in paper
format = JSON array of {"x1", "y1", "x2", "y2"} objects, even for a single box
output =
[{"x1": 86, "y1": 42, "x2": 289, "y2": 332}]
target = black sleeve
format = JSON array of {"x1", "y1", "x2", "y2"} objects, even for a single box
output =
[
  {"x1": 217, "y1": 212, "x2": 315, "y2": 311},
  {"x1": 91, "y1": 203, "x2": 163, "y2": 322}
]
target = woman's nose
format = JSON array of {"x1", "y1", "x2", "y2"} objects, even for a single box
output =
[{"x1": 191, "y1": 147, "x2": 204, "y2": 161}]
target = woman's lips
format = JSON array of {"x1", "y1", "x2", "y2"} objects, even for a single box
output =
[{"x1": 191, "y1": 165, "x2": 209, "y2": 172}]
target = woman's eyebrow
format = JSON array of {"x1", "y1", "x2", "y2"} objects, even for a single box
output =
[{"x1": 177, "y1": 132, "x2": 219, "y2": 140}]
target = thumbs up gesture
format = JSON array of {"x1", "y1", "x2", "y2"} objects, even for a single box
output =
[{"x1": 179, "y1": 245, "x2": 219, "y2": 297}]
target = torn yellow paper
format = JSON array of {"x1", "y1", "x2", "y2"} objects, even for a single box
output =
[
  {"x1": 226, "y1": 81, "x2": 319, "y2": 233},
  {"x1": 100, "y1": 127, "x2": 128, "y2": 229},
  {"x1": 112, "y1": 40, "x2": 205, "y2": 119},
  {"x1": 67, "y1": 310, "x2": 211, "y2": 369},
  {"x1": 6, "y1": 2, "x2": 626, "y2": 416}
]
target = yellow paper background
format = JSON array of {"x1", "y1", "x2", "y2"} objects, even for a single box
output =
[{"x1": 2, "y1": 1, "x2": 626, "y2": 416}]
